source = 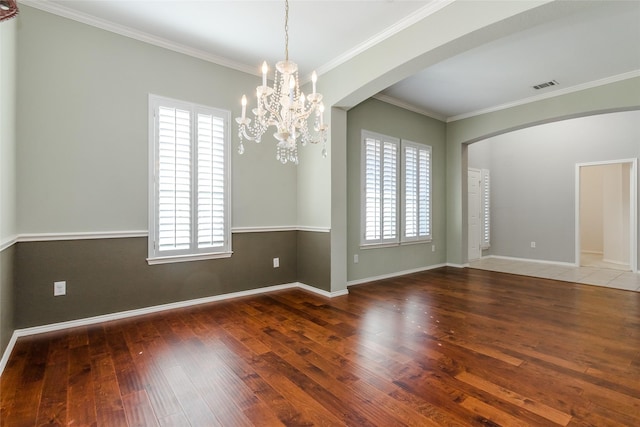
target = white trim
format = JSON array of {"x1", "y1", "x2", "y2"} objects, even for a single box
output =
[
  {"x1": 18, "y1": 231, "x2": 148, "y2": 242},
  {"x1": 315, "y1": 0, "x2": 455, "y2": 77},
  {"x1": 146, "y1": 251, "x2": 233, "y2": 265},
  {"x1": 0, "y1": 235, "x2": 18, "y2": 252},
  {"x1": 232, "y1": 226, "x2": 297, "y2": 233},
  {"x1": 297, "y1": 226, "x2": 331, "y2": 233},
  {"x1": 447, "y1": 263, "x2": 468, "y2": 268},
  {"x1": 372, "y1": 94, "x2": 446, "y2": 122},
  {"x1": 21, "y1": 0, "x2": 454, "y2": 83},
  {"x1": 20, "y1": 0, "x2": 257, "y2": 76},
  {"x1": 347, "y1": 263, "x2": 446, "y2": 287},
  {"x1": 483, "y1": 255, "x2": 576, "y2": 268},
  {"x1": 448, "y1": 70, "x2": 640, "y2": 123},
  {"x1": 0, "y1": 281, "x2": 347, "y2": 376},
  {"x1": 8, "y1": 227, "x2": 329, "y2": 245},
  {"x1": 0, "y1": 332, "x2": 19, "y2": 376}
]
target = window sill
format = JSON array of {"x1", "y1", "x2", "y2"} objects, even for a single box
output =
[
  {"x1": 147, "y1": 251, "x2": 233, "y2": 265},
  {"x1": 360, "y1": 239, "x2": 432, "y2": 250}
]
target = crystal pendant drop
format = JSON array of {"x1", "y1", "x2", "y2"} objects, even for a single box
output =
[{"x1": 238, "y1": 143, "x2": 245, "y2": 155}]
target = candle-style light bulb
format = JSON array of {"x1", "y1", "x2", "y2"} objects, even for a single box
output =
[
  {"x1": 241, "y1": 95, "x2": 247, "y2": 120},
  {"x1": 289, "y1": 75, "x2": 295, "y2": 101},
  {"x1": 311, "y1": 71, "x2": 317, "y2": 95},
  {"x1": 319, "y1": 102, "x2": 325, "y2": 126},
  {"x1": 261, "y1": 61, "x2": 268, "y2": 87}
]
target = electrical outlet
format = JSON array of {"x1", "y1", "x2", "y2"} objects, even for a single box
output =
[
  {"x1": 432, "y1": 244, "x2": 436, "y2": 252},
  {"x1": 530, "y1": 241, "x2": 536, "y2": 248},
  {"x1": 354, "y1": 254, "x2": 359, "y2": 264},
  {"x1": 273, "y1": 257, "x2": 280, "y2": 268},
  {"x1": 54, "y1": 281, "x2": 66, "y2": 296}
]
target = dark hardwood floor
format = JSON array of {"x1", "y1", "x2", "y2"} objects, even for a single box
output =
[{"x1": 2, "y1": 267, "x2": 639, "y2": 426}]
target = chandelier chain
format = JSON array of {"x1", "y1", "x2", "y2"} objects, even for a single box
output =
[{"x1": 284, "y1": 0, "x2": 289, "y2": 61}]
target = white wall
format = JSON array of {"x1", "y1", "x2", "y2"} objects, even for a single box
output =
[{"x1": 468, "y1": 110, "x2": 640, "y2": 265}]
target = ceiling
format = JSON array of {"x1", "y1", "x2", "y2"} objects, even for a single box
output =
[{"x1": 23, "y1": 0, "x2": 640, "y2": 121}]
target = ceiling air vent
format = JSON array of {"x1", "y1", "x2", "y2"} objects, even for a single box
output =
[{"x1": 532, "y1": 80, "x2": 559, "y2": 90}]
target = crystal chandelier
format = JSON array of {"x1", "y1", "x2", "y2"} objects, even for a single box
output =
[
  {"x1": 235, "y1": 0, "x2": 328, "y2": 165},
  {"x1": 0, "y1": 0, "x2": 19, "y2": 22}
]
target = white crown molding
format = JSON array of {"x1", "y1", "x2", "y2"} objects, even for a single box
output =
[
  {"x1": 0, "y1": 280, "x2": 348, "y2": 375},
  {"x1": 447, "y1": 70, "x2": 640, "y2": 123},
  {"x1": 372, "y1": 94, "x2": 447, "y2": 122},
  {"x1": 347, "y1": 263, "x2": 447, "y2": 287},
  {"x1": 315, "y1": 0, "x2": 455, "y2": 76},
  {"x1": 19, "y1": 0, "x2": 258, "y2": 76}
]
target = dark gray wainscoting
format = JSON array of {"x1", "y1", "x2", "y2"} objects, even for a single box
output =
[
  {"x1": 14, "y1": 231, "x2": 306, "y2": 329},
  {"x1": 297, "y1": 230, "x2": 331, "y2": 292},
  {"x1": 1, "y1": 244, "x2": 15, "y2": 354}
]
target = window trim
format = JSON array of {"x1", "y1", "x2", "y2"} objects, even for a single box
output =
[
  {"x1": 147, "y1": 94, "x2": 232, "y2": 264},
  {"x1": 360, "y1": 130, "x2": 433, "y2": 249}
]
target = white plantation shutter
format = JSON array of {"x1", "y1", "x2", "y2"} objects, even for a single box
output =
[
  {"x1": 158, "y1": 106, "x2": 192, "y2": 251},
  {"x1": 481, "y1": 169, "x2": 490, "y2": 249},
  {"x1": 196, "y1": 112, "x2": 226, "y2": 249},
  {"x1": 402, "y1": 141, "x2": 431, "y2": 242},
  {"x1": 361, "y1": 131, "x2": 399, "y2": 245},
  {"x1": 149, "y1": 95, "x2": 231, "y2": 263}
]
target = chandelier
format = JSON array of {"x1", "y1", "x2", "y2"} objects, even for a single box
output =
[
  {"x1": 0, "y1": 0, "x2": 19, "y2": 22},
  {"x1": 235, "y1": 0, "x2": 328, "y2": 165}
]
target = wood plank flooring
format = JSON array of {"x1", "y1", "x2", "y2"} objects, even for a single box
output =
[{"x1": 1, "y1": 267, "x2": 639, "y2": 426}]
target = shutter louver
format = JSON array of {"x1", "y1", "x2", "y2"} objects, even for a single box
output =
[
  {"x1": 361, "y1": 131, "x2": 399, "y2": 245},
  {"x1": 382, "y1": 141, "x2": 398, "y2": 240},
  {"x1": 481, "y1": 169, "x2": 490, "y2": 249},
  {"x1": 158, "y1": 106, "x2": 191, "y2": 251},
  {"x1": 402, "y1": 141, "x2": 431, "y2": 242},
  {"x1": 364, "y1": 137, "x2": 381, "y2": 241},
  {"x1": 404, "y1": 146, "x2": 418, "y2": 237},
  {"x1": 197, "y1": 113, "x2": 226, "y2": 249}
]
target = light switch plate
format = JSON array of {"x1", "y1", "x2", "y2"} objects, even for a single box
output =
[{"x1": 54, "y1": 281, "x2": 66, "y2": 296}]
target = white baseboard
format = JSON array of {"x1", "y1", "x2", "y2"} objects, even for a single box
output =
[
  {"x1": 347, "y1": 263, "x2": 447, "y2": 287},
  {"x1": 481, "y1": 254, "x2": 576, "y2": 268},
  {"x1": 0, "y1": 281, "x2": 347, "y2": 376}
]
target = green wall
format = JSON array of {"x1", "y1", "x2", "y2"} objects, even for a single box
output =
[
  {"x1": 0, "y1": 17, "x2": 17, "y2": 355},
  {"x1": 347, "y1": 99, "x2": 447, "y2": 282}
]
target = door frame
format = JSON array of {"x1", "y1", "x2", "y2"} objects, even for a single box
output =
[
  {"x1": 468, "y1": 168, "x2": 482, "y2": 261},
  {"x1": 575, "y1": 158, "x2": 637, "y2": 272}
]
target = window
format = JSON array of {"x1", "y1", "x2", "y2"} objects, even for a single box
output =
[
  {"x1": 148, "y1": 95, "x2": 231, "y2": 264},
  {"x1": 481, "y1": 169, "x2": 490, "y2": 249},
  {"x1": 361, "y1": 131, "x2": 399, "y2": 246},
  {"x1": 360, "y1": 130, "x2": 432, "y2": 247},
  {"x1": 402, "y1": 141, "x2": 431, "y2": 243}
]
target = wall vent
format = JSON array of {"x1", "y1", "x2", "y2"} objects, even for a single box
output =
[{"x1": 532, "y1": 80, "x2": 559, "y2": 90}]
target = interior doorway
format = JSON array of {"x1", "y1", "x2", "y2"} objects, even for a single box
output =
[{"x1": 576, "y1": 159, "x2": 637, "y2": 272}]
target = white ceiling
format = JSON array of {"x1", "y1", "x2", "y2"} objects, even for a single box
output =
[{"x1": 24, "y1": 0, "x2": 640, "y2": 121}]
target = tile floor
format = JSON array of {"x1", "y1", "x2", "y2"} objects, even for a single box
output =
[{"x1": 469, "y1": 256, "x2": 640, "y2": 292}]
